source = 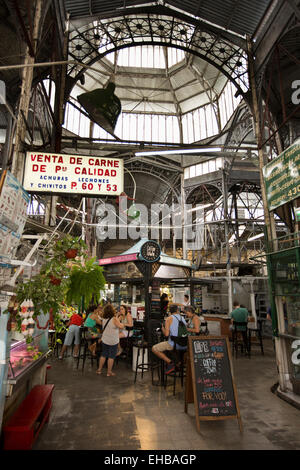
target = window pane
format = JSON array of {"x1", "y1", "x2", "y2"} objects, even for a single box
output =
[
  {"x1": 202, "y1": 161, "x2": 209, "y2": 175},
  {"x1": 158, "y1": 115, "x2": 166, "y2": 142},
  {"x1": 209, "y1": 160, "x2": 216, "y2": 172},
  {"x1": 195, "y1": 164, "x2": 202, "y2": 176},
  {"x1": 190, "y1": 165, "x2": 196, "y2": 178}
]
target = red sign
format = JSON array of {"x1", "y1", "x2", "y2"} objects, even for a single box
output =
[{"x1": 99, "y1": 253, "x2": 138, "y2": 265}]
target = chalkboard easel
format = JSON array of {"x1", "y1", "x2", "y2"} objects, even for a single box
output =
[{"x1": 184, "y1": 336, "x2": 243, "y2": 433}]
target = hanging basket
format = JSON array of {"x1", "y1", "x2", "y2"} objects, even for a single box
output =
[
  {"x1": 65, "y1": 248, "x2": 78, "y2": 259},
  {"x1": 49, "y1": 275, "x2": 62, "y2": 286}
]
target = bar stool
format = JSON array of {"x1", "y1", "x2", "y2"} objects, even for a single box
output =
[
  {"x1": 248, "y1": 320, "x2": 264, "y2": 356},
  {"x1": 120, "y1": 326, "x2": 134, "y2": 363},
  {"x1": 164, "y1": 349, "x2": 187, "y2": 395},
  {"x1": 200, "y1": 321, "x2": 209, "y2": 335},
  {"x1": 76, "y1": 328, "x2": 97, "y2": 372},
  {"x1": 232, "y1": 321, "x2": 250, "y2": 358},
  {"x1": 54, "y1": 331, "x2": 66, "y2": 357},
  {"x1": 133, "y1": 340, "x2": 160, "y2": 385}
]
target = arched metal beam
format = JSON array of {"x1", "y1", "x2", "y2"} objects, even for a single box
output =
[
  {"x1": 66, "y1": 13, "x2": 248, "y2": 99},
  {"x1": 124, "y1": 167, "x2": 181, "y2": 204}
]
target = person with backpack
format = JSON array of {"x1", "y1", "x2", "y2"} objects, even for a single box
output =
[{"x1": 152, "y1": 305, "x2": 188, "y2": 375}]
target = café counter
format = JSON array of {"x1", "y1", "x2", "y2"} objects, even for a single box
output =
[{"x1": 203, "y1": 314, "x2": 231, "y2": 336}]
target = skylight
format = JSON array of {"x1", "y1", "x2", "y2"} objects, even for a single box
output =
[{"x1": 106, "y1": 45, "x2": 185, "y2": 68}]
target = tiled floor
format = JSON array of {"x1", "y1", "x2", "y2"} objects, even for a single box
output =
[{"x1": 34, "y1": 339, "x2": 300, "y2": 450}]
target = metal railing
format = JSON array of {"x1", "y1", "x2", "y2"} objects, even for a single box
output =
[{"x1": 268, "y1": 231, "x2": 300, "y2": 253}]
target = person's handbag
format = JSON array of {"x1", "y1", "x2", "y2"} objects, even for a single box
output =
[{"x1": 98, "y1": 317, "x2": 112, "y2": 344}]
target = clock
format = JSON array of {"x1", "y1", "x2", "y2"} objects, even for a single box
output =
[{"x1": 139, "y1": 240, "x2": 161, "y2": 263}]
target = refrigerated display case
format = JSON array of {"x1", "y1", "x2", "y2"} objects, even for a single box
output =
[
  {"x1": 6, "y1": 330, "x2": 49, "y2": 399},
  {"x1": 2, "y1": 319, "x2": 51, "y2": 427},
  {"x1": 8, "y1": 332, "x2": 48, "y2": 380}
]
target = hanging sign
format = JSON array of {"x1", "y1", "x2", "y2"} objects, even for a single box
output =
[
  {"x1": 23, "y1": 152, "x2": 124, "y2": 196},
  {"x1": 262, "y1": 139, "x2": 300, "y2": 211},
  {"x1": 0, "y1": 171, "x2": 30, "y2": 260},
  {"x1": 99, "y1": 253, "x2": 138, "y2": 265},
  {"x1": 185, "y1": 336, "x2": 242, "y2": 433},
  {"x1": 139, "y1": 240, "x2": 161, "y2": 263}
]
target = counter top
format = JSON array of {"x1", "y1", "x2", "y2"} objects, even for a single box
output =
[{"x1": 203, "y1": 314, "x2": 230, "y2": 320}]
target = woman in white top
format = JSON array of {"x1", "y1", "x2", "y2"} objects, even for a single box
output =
[{"x1": 96, "y1": 304, "x2": 125, "y2": 376}]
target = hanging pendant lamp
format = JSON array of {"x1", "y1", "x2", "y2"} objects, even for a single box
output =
[
  {"x1": 127, "y1": 203, "x2": 141, "y2": 220},
  {"x1": 77, "y1": 82, "x2": 121, "y2": 135},
  {"x1": 124, "y1": 168, "x2": 140, "y2": 220}
]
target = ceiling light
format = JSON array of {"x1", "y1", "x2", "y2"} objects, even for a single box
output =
[
  {"x1": 135, "y1": 147, "x2": 222, "y2": 157},
  {"x1": 247, "y1": 233, "x2": 264, "y2": 242}
]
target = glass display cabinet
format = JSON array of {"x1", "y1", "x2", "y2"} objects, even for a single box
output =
[{"x1": 8, "y1": 331, "x2": 48, "y2": 380}]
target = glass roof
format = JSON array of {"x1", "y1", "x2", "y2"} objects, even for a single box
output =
[
  {"x1": 66, "y1": 34, "x2": 243, "y2": 144},
  {"x1": 106, "y1": 45, "x2": 185, "y2": 68}
]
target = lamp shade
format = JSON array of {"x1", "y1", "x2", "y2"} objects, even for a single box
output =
[
  {"x1": 77, "y1": 82, "x2": 121, "y2": 134},
  {"x1": 127, "y1": 203, "x2": 140, "y2": 220}
]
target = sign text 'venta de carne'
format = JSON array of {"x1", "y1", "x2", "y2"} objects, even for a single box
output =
[{"x1": 23, "y1": 152, "x2": 124, "y2": 196}]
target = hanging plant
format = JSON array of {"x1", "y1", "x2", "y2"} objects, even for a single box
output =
[
  {"x1": 15, "y1": 235, "x2": 89, "y2": 321},
  {"x1": 65, "y1": 257, "x2": 106, "y2": 310},
  {"x1": 49, "y1": 275, "x2": 62, "y2": 285},
  {"x1": 65, "y1": 248, "x2": 78, "y2": 259},
  {"x1": 50, "y1": 234, "x2": 87, "y2": 260}
]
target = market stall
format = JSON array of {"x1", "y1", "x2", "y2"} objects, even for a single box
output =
[{"x1": 99, "y1": 238, "x2": 196, "y2": 324}]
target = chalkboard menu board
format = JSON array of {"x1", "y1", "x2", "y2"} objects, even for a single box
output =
[{"x1": 185, "y1": 336, "x2": 242, "y2": 433}]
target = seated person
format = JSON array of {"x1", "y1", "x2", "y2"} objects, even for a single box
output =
[
  {"x1": 184, "y1": 305, "x2": 202, "y2": 335},
  {"x1": 117, "y1": 304, "x2": 133, "y2": 356},
  {"x1": 84, "y1": 304, "x2": 103, "y2": 356},
  {"x1": 229, "y1": 301, "x2": 249, "y2": 331},
  {"x1": 152, "y1": 305, "x2": 187, "y2": 375}
]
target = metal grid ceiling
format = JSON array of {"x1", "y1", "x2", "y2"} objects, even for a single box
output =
[{"x1": 63, "y1": 0, "x2": 273, "y2": 36}]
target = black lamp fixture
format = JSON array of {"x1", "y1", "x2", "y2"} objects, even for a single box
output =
[{"x1": 77, "y1": 81, "x2": 121, "y2": 135}]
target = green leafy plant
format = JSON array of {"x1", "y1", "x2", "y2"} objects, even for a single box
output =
[
  {"x1": 65, "y1": 257, "x2": 106, "y2": 310},
  {"x1": 50, "y1": 234, "x2": 87, "y2": 260},
  {"x1": 15, "y1": 235, "x2": 105, "y2": 343},
  {"x1": 16, "y1": 272, "x2": 67, "y2": 319}
]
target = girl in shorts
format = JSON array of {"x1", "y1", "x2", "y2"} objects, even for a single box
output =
[{"x1": 59, "y1": 312, "x2": 83, "y2": 359}]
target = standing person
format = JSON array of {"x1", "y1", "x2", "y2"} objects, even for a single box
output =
[
  {"x1": 160, "y1": 293, "x2": 169, "y2": 318},
  {"x1": 59, "y1": 311, "x2": 83, "y2": 359},
  {"x1": 117, "y1": 305, "x2": 133, "y2": 356},
  {"x1": 183, "y1": 294, "x2": 190, "y2": 306},
  {"x1": 84, "y1": 304, "x2": 103, "y2": 356},
  {"x1": 96, "y1": 304, "x2": 125, "y2": 376},
  {"x1": 152, "y1": 305, "x2": 187, "y2": 375},
  {"x1": 229, "y1": 301, "x2": 249, "y2": 330}
]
